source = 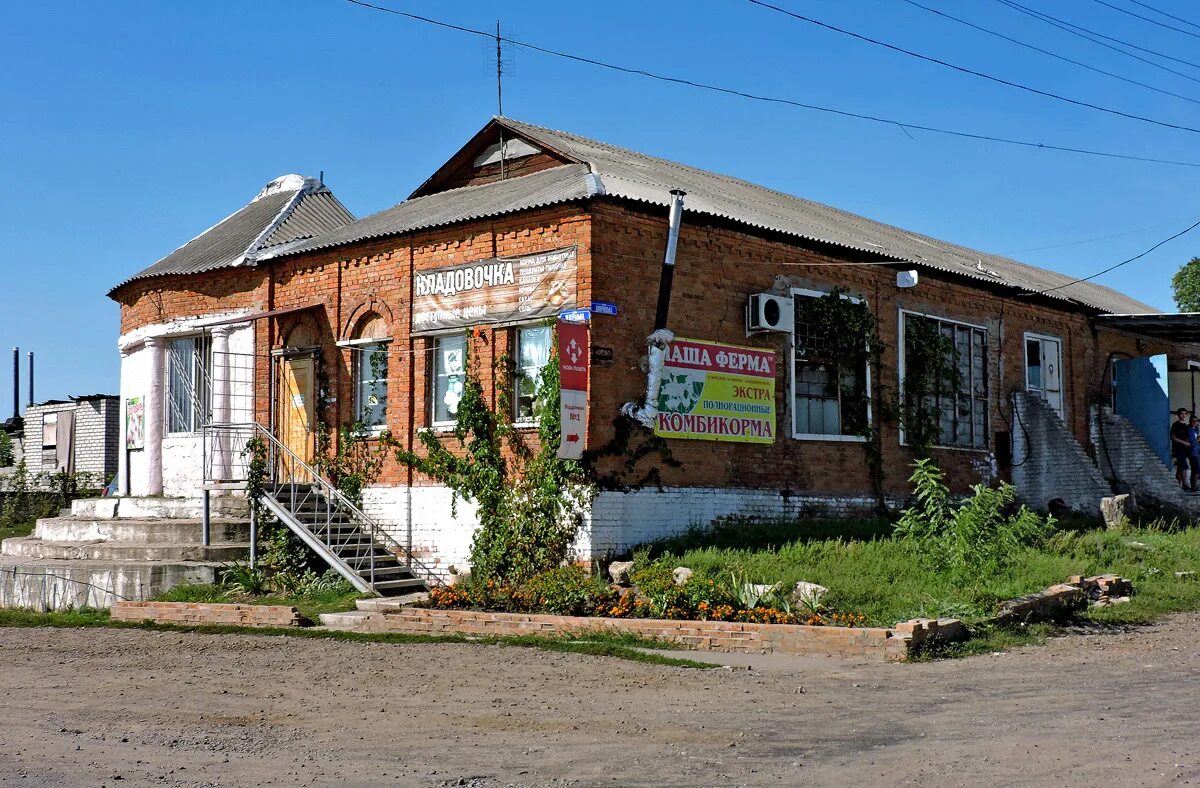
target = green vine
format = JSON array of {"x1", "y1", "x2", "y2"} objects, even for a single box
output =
[
  {"x1": 243, "y1": 436, "x2": 311, "y2": 583},
  {"x1": 900, "y1": 315, "x2": 960, "y2": 459},
  {"x1": 582, "y1": 416, "x2": 682, "y2": 492},
  {"x1": 392, "y1": 328, "x2": 595, "y2": 583},
  {"x1": 792, "y1": 289, "x2": 891, "y2": 508}
]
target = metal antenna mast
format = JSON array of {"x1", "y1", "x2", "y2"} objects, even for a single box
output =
[{"x1": 496, "y1": 19, "x2": 506, "y2": 179}]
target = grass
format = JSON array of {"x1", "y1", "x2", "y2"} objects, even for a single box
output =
[
  {"x1": 153, "y1": 583, "x2": 365, "y2": 622},
  {"x1": 0, "y1": 519, "x2": 35, "y2": 542},
  {"x1": 642, "y1": 518, "x2": 1200, "y2": 629},
  {"x1": 0, "y1": 606, "x2": 712, "y2": 668}
]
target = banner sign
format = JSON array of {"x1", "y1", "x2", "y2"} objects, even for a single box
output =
[
  {"x1": 125, "y1": 396, "x2": 145, "y2": 450},
  {"x1": 411, "y1": 247, "x2": 577, "y2": 334},
  {"x1": 654, "y1": 338, "x2": 776, "y2": 444},
  {"x1": 557, "y1": 319, "x2": 589, "y2": 460}
]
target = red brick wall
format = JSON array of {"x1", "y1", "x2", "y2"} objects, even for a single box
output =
[
  {"x1": 584, "y1": 200, "x2": 1197, "y2": 495},
  {"x1": 111, "y1": 189, "x2": 1197, "y2": 499}
]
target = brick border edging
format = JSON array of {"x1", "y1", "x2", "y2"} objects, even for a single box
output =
[
  {"x1": 111, "y1": 601, "x2": 301, "y2": 628},
  {"x1": 344, "y1": 607, "x2": 963, "y2": 661}
]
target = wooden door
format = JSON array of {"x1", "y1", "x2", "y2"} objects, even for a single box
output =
[{"x1": 276, "y1": 354, "x2": 316, "y2": 482}]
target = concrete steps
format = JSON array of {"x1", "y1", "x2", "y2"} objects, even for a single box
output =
[
  {"x1": 318, "y1": 611, "x2": 373, "y2": 630},
  {"x1": 0, "y1": 538, "x2": 248, "y2": 562},
  {"x1": 317, "y1": 593, "x2": 430, "y2": 631},
  {"x1": 0, "y1": 557, "x2": 224, "y2": 611},
  {"x1": 33, "y1": 517, "x2": 251, "y2": 544},
  {"x1": 0, "y1": 496, "x2": 254, "y2": 612},
  {"x1": 72, "y1": 496, "x2": 249, "y2": 520}
]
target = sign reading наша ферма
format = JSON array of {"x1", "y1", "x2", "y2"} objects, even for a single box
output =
[{"x1": 410, "y1": 247, "x2": 577, "y2": 334}]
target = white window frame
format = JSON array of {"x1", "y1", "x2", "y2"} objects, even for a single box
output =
[
  {"x1": 165, "y1": 334, "x2": 212, "y2": 436},
  {"x1": 512, "y1": 323, "x2": 553, "y2": 426},
  {"x1": 338, "y1": 337, "x2": 392, "y2": 435},
  {"x1": 1023, "y1": 331, "x2": 1065, "y2": 421},
  {"x1": 42, "y1": 412, "x2": 58, "y2": 449},
  {"x1": 430, "y1": 333, "x2": 468, "y2": 428},
  {"x1": 897, "y1": 308, "x2": 990, "y2": 451},
  {"x1": 789, "y1": 287, "x2": 872, "y2": 442}
]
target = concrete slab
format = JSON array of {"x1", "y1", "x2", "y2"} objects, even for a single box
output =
[
  {"x1": 0, "y1": 557, "x2": 224, "y2": 611},
  {"x1": 71, "y1": 496, "x2": 250, "y2": 520},
  {"x1": 1, "y1": 537, "x2": 249, "y2": 562},
  {"x1": 34, "y1": 518, "x2": 250, "y2": 545}
]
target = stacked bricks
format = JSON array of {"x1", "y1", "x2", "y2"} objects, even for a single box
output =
[
  {"x1": 340, "y1": 607, "x2": 967, "y2": 662},
  {"x1": 111, "y1": 601, "x2": 301, "y2": 628}
]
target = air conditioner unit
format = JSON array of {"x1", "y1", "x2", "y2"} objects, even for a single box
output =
[{"x1": 746, "y1": 293, "x2": 794, "y2": 334}]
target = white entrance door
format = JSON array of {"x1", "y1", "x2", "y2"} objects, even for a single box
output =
[{"x1": 1025, "y1": 333, "x2": 1064, "y2": 418}]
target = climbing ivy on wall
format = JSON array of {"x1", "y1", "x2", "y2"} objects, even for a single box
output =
[
  {"x1": 900, "y1": 315, "x2": 960, "y2": 460},
  {"x1": 391, "y1": 327, "x2": 595, "y2": 583}
]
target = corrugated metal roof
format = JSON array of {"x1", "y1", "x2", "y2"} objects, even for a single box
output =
[
  {"x1": 109, "y1": 175, "x2": 354, "y2": 295},
  {"x1": 495, "y1": 118, "x2": 1155, "y2": 315},
  {"x1": 262, "y1": 163, "x2": 595, "y2": 259},
  {"x1": 1093, "y1": 313, "x2": 1200, "y2": 342}
]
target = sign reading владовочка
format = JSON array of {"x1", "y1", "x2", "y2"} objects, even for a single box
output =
[
  {"x1": 410, "y1": 247, "x2": 577, "y2": 334},
  {"x1": 654, "y1": 338, "x2": 776, "y2": 444}
]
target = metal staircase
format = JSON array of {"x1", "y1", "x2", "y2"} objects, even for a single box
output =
[{"x1": 202, "y1": 422, "x2": 439, "y2": 595}]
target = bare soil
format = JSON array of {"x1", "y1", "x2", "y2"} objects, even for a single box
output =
[{"x1": 2, "y1": 616, "x2": 1199, "y2": 787}]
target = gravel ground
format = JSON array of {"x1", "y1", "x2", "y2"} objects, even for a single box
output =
[{"x1": 1, "y1": 615, "x2": 1199, "y2": 787}]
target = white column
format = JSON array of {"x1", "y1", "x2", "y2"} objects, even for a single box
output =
[
  {"x1": 144, "y1": 336, "x2": 165, "y2": 496},
  {"x1": 210, "y1": 326, "x2": 232, "y2": 481},
  {"x1": 117, "y1": 347, "x2": 130, "y2": 495}
]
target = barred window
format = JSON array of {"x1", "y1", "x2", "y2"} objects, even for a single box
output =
[
  {"x1": 166, "y1": 336, "x2": 211, "y2": 434},
  {"x1": 902, "y1": 313, "x2": 988, "y2": 449}
]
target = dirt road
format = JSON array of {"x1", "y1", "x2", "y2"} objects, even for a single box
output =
[{"x1": 1, "y1": 615, "x2": 1198, "y2": 787}]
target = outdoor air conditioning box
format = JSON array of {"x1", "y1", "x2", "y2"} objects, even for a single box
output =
[{"x1": 746, "y1": 293, "x2": 793, "y2": 334}]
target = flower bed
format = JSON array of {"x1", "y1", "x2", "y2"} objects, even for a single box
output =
[{"x1": 417, "y1": 565, "x2": 866, "y2": 627}]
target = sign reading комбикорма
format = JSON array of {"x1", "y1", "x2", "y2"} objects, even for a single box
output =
[{"x1": 654, "y1": 338, "x2": 776, "y2": 444}]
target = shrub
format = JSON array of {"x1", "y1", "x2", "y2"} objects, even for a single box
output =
[
  {"x1": 0, "y1": 431, "x2": 13, "y2": 468},
  {"x1": 895, "y1": 458, "x2": 1055, "y2": 577},
  {"x1": 526, "y1": 566, "x2": 616, "y2": 616}
]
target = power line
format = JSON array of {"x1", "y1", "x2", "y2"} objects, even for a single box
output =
[
  {"x1": 898, "y1": 0, "x2": 1200, "y2": 106},
  {"x1": 996, "y1": 0, "x2": 1200, "y2": 73},
  {"x1": 1088, "y1": 0, "x2": 1200, "y2": 40},
  {"x1": 1126, "y1": 0, "x2": 1200, "y2": 32},
  {"x1": 1023, "y1": 217, "x2": 1200, "y2": 296},
  {"x1": 340, "y1": 0, "x2": 1200, "y2": 168},
  {"x1": 745, "y1": 0, "x2": 1200, "y2": 135},
  {"x1": 1002, "y1": 216, "x2": 1200, "y2": 254}
]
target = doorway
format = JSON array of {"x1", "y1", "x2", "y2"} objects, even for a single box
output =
[
  {"x1": 1024, "y1": 333, "x2": 1064, "y2": 419},
  {"x1": 274, "y1": 352, "x2": 316, "y2": 482}
]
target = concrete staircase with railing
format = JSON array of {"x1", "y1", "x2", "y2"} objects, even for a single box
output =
[
  {"x1": 0, "y1": 496, "x2": 252, "y2": 611},
  {"x1": 259, "y1": 484, "x2": 426, "y2": 596}
]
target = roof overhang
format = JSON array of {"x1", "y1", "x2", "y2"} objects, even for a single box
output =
[
  {"x1": 1093, "y1": 313, "x2": 1200, "y2": 343},
  {"x1": 199, "y1": 304, "x2": 321, "y2": 328}
]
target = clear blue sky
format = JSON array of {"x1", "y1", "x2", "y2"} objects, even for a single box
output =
[{"x1": 3, "y1": 0, "x2": 1200, "y2": 412}]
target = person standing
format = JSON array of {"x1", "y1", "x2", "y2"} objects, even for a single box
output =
[
  {"x1": 1188, "y1": 416, "x2": 1200, "y2": 493},
  {"x1": 1171, "y1": 408, "x2": 1193, "y2": 489}
]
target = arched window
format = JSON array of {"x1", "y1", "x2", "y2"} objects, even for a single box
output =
[{"x1": 349, "y1": 314, "x2": 389, "y2": 430}]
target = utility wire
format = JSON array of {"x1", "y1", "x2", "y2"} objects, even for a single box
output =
[
  {"x1": 745, "y1": 0, "x2": 1200, "y2": 134},
  {"x1": 898, "y1": 0, "x2": 1200, "y2": 106},
  {"x1": 1022, "y1": 217, "x2": 1200, "y2": 296},
  {"x1": 1126, "y1": 0, "x2": 1200, "y2": 32},
  {"x1": 1002, "y1": 216, "x2": 1200, "y2": 254},
  {"x1": 996, "y1": 0, "x2": 1200, "y2": 72},
  {"x1": 1088, "y1": 0, "x2": 1200, "y2": 40},
  {"x1": 341, "y1": 0, "x2": 1200, "y2": 169}
]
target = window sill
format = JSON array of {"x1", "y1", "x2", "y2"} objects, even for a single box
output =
[
  {"x1": 792, "y1": 433, "x2": 868, "y2": 443},
  {"x1": 900, "y1": 441, "x2": 991, "y2": 454}
]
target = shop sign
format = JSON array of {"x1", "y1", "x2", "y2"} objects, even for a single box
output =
[
  {"x1": 654, "y1": 338, "x2": 776, "y2": 444},
  {"x1": 411, "y1": 247, "x2": 576, "y2": 334},
  {"x1": 126, "y1": 396, "x2": 145, "y2": 449},
  {"x1": 557, "y1": 319, "x2": 589, "y2": 460}
]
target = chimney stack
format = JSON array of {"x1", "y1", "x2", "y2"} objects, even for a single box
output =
[
  {"x1": 27, "y1": 351, "x2": 34, "y2": 408},
  {"x1": 11, "y1": 346, "x2": 18, "y2": 420}
]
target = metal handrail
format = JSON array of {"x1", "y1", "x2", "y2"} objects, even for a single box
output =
[{"x1": 202, "y1": 421, "x2": 441, "y2": 588}]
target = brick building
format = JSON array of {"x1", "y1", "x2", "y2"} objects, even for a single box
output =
[
  {"x1": 107, "y1": 118, "x2": 1200, "y2": 581},
  {"x1": 19, "y1": 396, "x2": 120, "y2": 484}
]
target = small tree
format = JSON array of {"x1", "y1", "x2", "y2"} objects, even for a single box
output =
[
  {"x1": 0, "y1": 431, "x2": 13, "y2": 467},
  {"x1": 393, "y1": 329, "x2": 594, "y2": 583},
  {"x1": 1172, "y1": 256, "x2": 1200, "y2": 312}
]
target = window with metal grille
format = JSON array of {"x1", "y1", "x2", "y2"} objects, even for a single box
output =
[
  {"x1": 166, "y1": 335, "x2": 212, "y2": 434},
  {"x1": 792, "y1": 291, "x2": 870, "y2": 438},
  {"x1": 901, "y1": 313, "x2": 988, "y2": 449}
]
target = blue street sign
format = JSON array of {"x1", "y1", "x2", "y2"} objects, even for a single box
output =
[
  {"x1": 591, "y1": 300, "x2": 619, "y2": 316},
  {"x1": 559, "y1": 308, "x2": 591, "y2": 323}
]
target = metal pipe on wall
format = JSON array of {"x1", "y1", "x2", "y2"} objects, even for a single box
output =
[
  {"x1": 27, "y1": 352, "x2": 33, "y2": 407},
  {"x1": 653, "y1": 190, "x2": 687, "y2": 331}
]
